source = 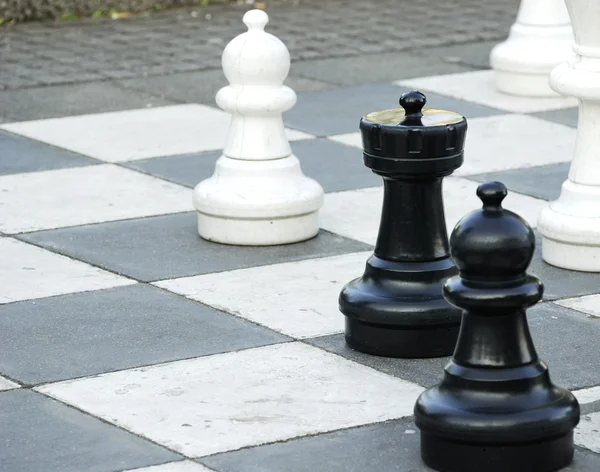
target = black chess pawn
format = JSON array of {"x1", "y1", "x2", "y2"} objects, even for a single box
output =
[
  {"x1": 339, "y1": 90, "x2": 467, "y2": 358},
  {"x1": 414, "y1": 181, "x2": 580, "y2": 472}
]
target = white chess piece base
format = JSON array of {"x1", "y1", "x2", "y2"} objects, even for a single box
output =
[
  {"x1": 539, "y1": 181, "x2": 600, "y2": 271},
  {"x1": 491, "y1": 23, "x2": 573, "y2": 97},
  {"x1": 490, "y1": 0, "x2": 573, "y2": 97},
  {"x1": 193, "y1": 155, "x2": 323, "y2": 246}
]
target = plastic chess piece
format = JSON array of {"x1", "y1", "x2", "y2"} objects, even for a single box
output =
[
  {"x1": 538, "y1": 1, "x2": 600, "y2": 271},
  {"x1": 490, "y1": 0, "x2": 573, "y2": 97},
  {"x1": 415, "y1": 181, "x2": 580, "y2": 472},
  {"x1": 338, "y1": 91, "x2": 467, "y2": 358},
  {"x1": 192, "y1": 9, "x2": 324, "y2": 246}
]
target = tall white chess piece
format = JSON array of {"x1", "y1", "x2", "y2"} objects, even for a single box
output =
[
  {"x1": 490, "y1": 0, "x2": 573, "y2": 97},
  {"x1": 538, "y1": 0, "x2": 600, "y2": 271},
  {"x1": 193, "y1": 9, "x2": 324, "y2": 245}
]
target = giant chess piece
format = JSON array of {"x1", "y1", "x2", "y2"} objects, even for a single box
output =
[
  {"x1": 192, "y1": 10, "x2": 324, "y2": 246},
  {"x1": 415, "y1": 182, "x2": 580, "y2": 472},
  {"x1": 538, "y1": 1, "x2": 600, "y2": 271},
  {"x1": 339, "y1": 91, "x2": 467, "y2": 358},
  {"x1": 490, "y1": 0, "x2": 573, "y2": 97}
]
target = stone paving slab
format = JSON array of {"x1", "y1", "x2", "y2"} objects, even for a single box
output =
[
  {"x1": 2, "y1": 5, "x2": 599, "y2": 472},
  {"x1": 285, "y1": 83, "x2": 502, "y2": 136},
  {"x1": 533, "y1": 107, "x2": 579, "y2": 128},
  {"x1": 20, "y1": 214, "x2": 370, "y2": 281},
  {"x1": 1, "y1": 75, "x2": 600, "y2": 471},
  {"x1": 289, "y1": 51, "x2": 478, "y2": 87},
  {"x1": 310, "y1": 302, "x2": 600, "y2": 391},
  {"x1": 0, "y1": 81, "x2": 175, "y2": 122},
  {"x1": 0, "y1": 129, "x2": 98, "y2": 175},
  {"x1": 124, "y1": 138, "x2": 381, "y2": 193},
  {"x1": 471, "y1": 163, "x2": 570, "y2": 201},
  {"x1": 0, "y1": 0, "x2": 518, "y2": 90},
  {"x1": 0, "y1": 390, "x2": 181, "y2": 472},
  {"x1": 0, "y1": 284, "x2": 289, "y2": 384},
  {"x1": 117, "y1": 71, "x2": 331, "y2": 108},
  {"x1": 420, "y1": 40, "x2": 499, "y2": 69}
]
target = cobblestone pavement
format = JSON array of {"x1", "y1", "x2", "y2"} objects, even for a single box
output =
[{"x1": 0, "y1": 0, "x2": 518, "y2": 90}]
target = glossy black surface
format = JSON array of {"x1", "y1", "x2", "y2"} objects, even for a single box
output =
[
  {"x1": 414, "y1": 181, "x2": 580, "y2": 472},
  {"x1": 339, "y1": 91, "x2": 468, "y2": 358}
]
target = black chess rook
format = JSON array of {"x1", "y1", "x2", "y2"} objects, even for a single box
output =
[
  {"x1": 414, "y1": 181, "x2": 580, "y2": 472},
  {"x1": 338, "y1": 90, "x2": 467, "y2": 358}
]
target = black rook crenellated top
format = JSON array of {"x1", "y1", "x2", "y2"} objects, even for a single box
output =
[{"x1": 359, "y1": 90, "x2": 467, "y2": 174}]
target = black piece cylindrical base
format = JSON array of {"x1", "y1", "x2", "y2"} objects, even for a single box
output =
[
  {"x1": 420, "y1": 432, "x2": 574, "y2": 472},
  {"x1": 415, "y1": 359, "x2": 580, "y2": 472},
  {"x1": 339, "y1": 255, "x2": 461, "y2": 358},
  {"x1": 345, "y1": 317, "x2": 459, "y2": 358}
]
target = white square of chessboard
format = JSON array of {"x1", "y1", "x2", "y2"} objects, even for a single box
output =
[
  {"x1": 37, "y1": 342, "x2": 423, "y2": 457},
  {"x1": 0, "y1": 238, "x2": 134, "y2": 304},
  {"x1": 0, "y1": 104, "x2": 314, "y2": 163},
  {"x1": 395, "y1": 70, "x2": 577, "y2": 113},
  {"x1": 319, "y1": 177, "x2": 546, "y2": 246},
  {"x1": 329, "y1": 114, "x2": 575, "y2": 177},
  {"x1": 155, "y1": 251, "x2": 371, "y2": 339},
  {"x1": 0, "y1": 164, "x2": 192, "y2": 233}
]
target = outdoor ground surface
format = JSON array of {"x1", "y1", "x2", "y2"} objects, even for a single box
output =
[{"x1": 2, "y1": 1, "x2": 600, "y2": 471}]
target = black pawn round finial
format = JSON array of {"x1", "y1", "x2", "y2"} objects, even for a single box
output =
[
  {"x1": 450, "y1": 181, "x2": 536, "y2": 281},
  {"x1": 477, "y1": 181, "x2": 507, "y2": 209},
  {"x1": 400, "y1": 90, "x2": 426, "y2": 125}
]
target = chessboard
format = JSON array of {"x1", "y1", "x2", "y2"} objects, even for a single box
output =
[{"x1": 1, "y1": 68, "x2": 600, "y2": 472}]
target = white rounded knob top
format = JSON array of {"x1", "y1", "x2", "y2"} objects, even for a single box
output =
[
  {"x1": 243, "y1": 9, "x2": 268, "y2": 31},
  {"x1": 221, "y1": 9, "x2": 290, "y2": 87}
]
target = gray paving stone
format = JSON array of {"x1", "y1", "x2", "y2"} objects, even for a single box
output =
[
  {"x1": 530, "y1": 233, "x2": 600, "y2": 301},
  {"x1": 0, "y1": 129, "x2": 99, "y2": 175},
  {"x1": 307, "y1": 334, "x2": 447, "y2": 388},
  {"x1": 292, "y1": 76, "x2": 341, "y2": 95},
  {"x1": 0, "y1": 389, "x2": 180, "y2": 472},
  {"x1": 470, "y1": 162, "x2": 569, "y2": 201},
  {"x1": 201, "y1": 418, "x2": 600, "y2": 471},
  {"x1": 123, "y1": 151, "x2": 219, "y2": 188},
  {"x1": 20, "y1": 213, "x2": 371, "y2": 282},
  {"x1": 527, "y1": 303, "x2": 600, "y2": 390},
  {"x1": 125, "y1": 138, "x2": 380, "y2": 193},
  {"x1": 421, "y1": 41, "x2": 498, "y2": 69},
  {"x1": 533, "y1": 107, "x2": 579, "y2": 128},
  {"x1": 199, "y1": 418, "x2": 432, "y2": 471},
  {"x1": 0, "y1": 81, "x2": 175, "y2": 122},
  {"x1": 565, "y1": 449, "x2": 600, "y2": 472},
  {"x1": 1, "y1": 0, "x2": 517, "y2": 90},
  {"x1": 291, "y1": 52, "x2": 477, "y2": 87},
  {"x1": 308, "y1": 302, "x2": 600, "y2": 391},
  {"x1": 118, "y1": 70, "x2": 331, "y2": 107},
  {"x1": 0, "y1": 284, "x2": 288, "y2": 384},
  {"x1": 291, "y1": 139, "x2": 381, "y2": 191},
  {"x1": 581, "y1": 400, "x2": 600, "y2": 416},
  {"x1": 285, "y1": 84, "x2": 504, "y2": 136}
]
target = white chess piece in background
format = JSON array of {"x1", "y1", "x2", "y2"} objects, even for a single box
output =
[
  {"x1": 490, "y1": 0, "x2": 574, "y2": 97},
  {"x1": 193, "y1": 9, "x2": 324, "y2": 246},
  {"x1": 538, "y1": 0, "x2": 600, "y2": 271}
]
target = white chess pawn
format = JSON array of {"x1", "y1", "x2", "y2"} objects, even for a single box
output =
[
  {"x1": 538, "y1": 1, "x2": 600, "y2": 271},
  {"x1": 490, "y1": 0, "x2": 574, "y2": 97},
  {"x1": 193, "y1": 9, "x2": 324, "y2": 246}
]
